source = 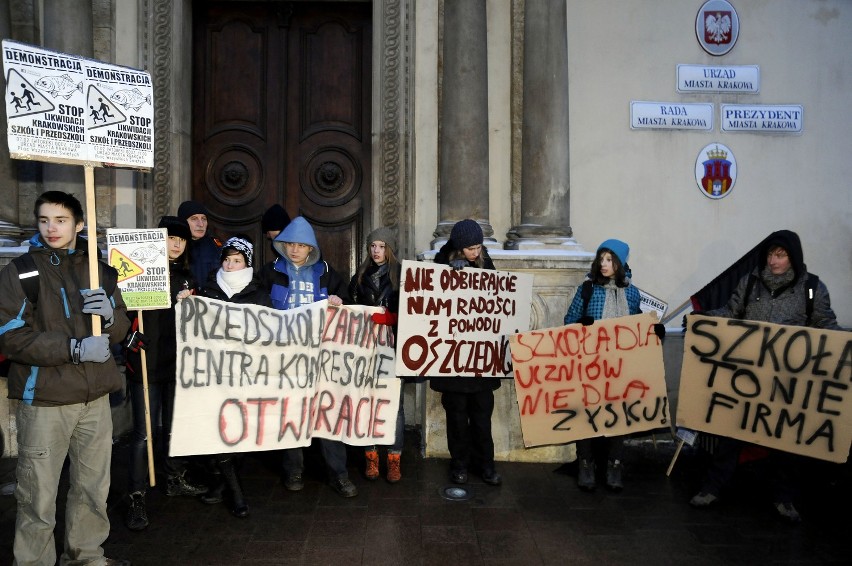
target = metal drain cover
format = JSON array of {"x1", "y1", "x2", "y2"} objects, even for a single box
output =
[{"x1": 439, "y1": 485, "x2": 474, "y2": 501}]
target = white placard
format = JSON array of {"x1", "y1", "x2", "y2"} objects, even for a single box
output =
[
  {"x1": 3, "y1": 39, "x2": 154, "y2": 168},
  {"x1": 106, "y1": 228, "x2": 171, "y2": 311},
  {"x1": 395, "y1": 260, "x2": 533, "y2": 378}
]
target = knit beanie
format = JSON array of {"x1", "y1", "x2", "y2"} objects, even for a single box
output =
[
  {"x1": 450, "y1": 219, "x2": 484, "y2": 250},
  {"x1": 177, "y1": 200, "x2": 208, "y2": 220},
  {"x1": 597, "y1": 239, "x2": 629, "y2": 267},
  {"x1": 366, "y1": 226, "x2": 397, "y2": 253},
  {"x1": 262, "y1": 204, "x2": 291, "y2": 232},
  {"x1": 221, "y1": 236, "x2": 254, "y2": 267},
  {"x1": 158, "y1": 215, "x2": 192, "y2": 241}
]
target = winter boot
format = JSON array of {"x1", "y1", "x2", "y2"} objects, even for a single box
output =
[
  {"x1": 386, "y1": 453, "x2": 401, "y2": 483},
  {"x1": 365, "y1": 449, "x2": 380, "y2": 481},
  {"x1": 125, "y1": 491, "x2": 149, "y2": 531},
  {"x1": 220, "y1": 458, "x2": 249, "y2": 518},
  {"x1": 200, "y1": 472, "x2": 225, "y2": 505},
  {"x1": 166, "y1": 470, "x2": 209, "y2": 497},
  {"x1": 606, "y1": 459, "x2": 623, "y2": 492},
  {"x1": 577, "y1": 459, "x2": 596, "y2": 491}
]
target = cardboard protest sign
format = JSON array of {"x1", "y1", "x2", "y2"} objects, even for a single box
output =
[
  {"x1": 2, "y1": 39, "x2": 153, "y2": 169},
  {"x1": 510, "y1": 313, "x2": 669, "y2": 447},
  {"x1": 394, "y1": 260, "x2": 533, "y2": 378},
  {"x1": 106, "y1": 228, "x2": 170, "y2": 311},
  {"x1": 169, "y1": 297, "x2": 400, "y2": 456},
  {"x1": 678, "y1": 315, "x2": 852, "y2": 463}
]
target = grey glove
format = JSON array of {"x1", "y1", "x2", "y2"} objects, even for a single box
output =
[
  {"x1": 70, "y1": 336, "x2": 112, "y2": 364},
  {"x1": 81, "y1": 288, "x2": 115, "y2": 328},
  {"x1": 449, "y1": 259, "x2": 467, "y2": 270}
]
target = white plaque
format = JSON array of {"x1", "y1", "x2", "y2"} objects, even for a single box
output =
[
  {"x1": 630, "y1": 101, "x2": 713, "y2": 131},
  {"x1": 677, "y1": 64, "x2": 759, "y2": 94},
  {"x1": 721, "y1": 104, "x2": 803, "y2": 134}
]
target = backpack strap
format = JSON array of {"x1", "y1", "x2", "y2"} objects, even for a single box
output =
[
  {"x1": 12, "y1": 254, "x2": 40, "y2": 304},
  {"x1": 581, "y1": 280, "x2": 593, "y2": 318},
  {"x1": 11, "y1": 254, "x2": 118, "y2": 305},
  {"x1": 805, "y1": 273, "x2": 819, "y2": 326},
  {"x1": 738, "y1": 274, "x2": 758, "y2": 319}
]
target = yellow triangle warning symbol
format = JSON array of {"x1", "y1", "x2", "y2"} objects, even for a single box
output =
[
  {"x1": 5, "y1": 69, "x2": 56, "y2": 118},
  {"x1": 109, "y1": 248, "x2": 144, "y2": 283},
  {"x1": 86, "y1": 85, "x2": 127, "y2": 130}
]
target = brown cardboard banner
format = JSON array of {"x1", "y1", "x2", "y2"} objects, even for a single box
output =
[
  {"x1": 510, "y1": 313, "x2": 668, "y2": 447},
  {"x1": 678, "y1": 315, "x2": 852, "y2": 463}
]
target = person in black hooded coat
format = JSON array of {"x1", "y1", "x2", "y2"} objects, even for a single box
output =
[
  {"x1": 688, "y1": 229, "x2": 841, "y2": 523},
  {"x1": 430, "y1": 219, "x2": 502, "y2": 486}
]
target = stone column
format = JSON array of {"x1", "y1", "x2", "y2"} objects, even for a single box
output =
[
  {"x1": 434, "y1": 0, "x2": 492, "y2": 244},
  {"x1": 41, "y1": 0, "x2": 93, "y2": 201},
  {"x1": 506, "y1": 0, "x2": 573, "y2": 249}
]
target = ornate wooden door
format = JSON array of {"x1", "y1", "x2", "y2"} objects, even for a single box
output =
[{"x1": 192, "y1": 1, "x2": 372, "y2": 277}]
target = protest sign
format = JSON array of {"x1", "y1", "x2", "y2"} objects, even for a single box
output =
[
  {"x1": 3, "y1": 39, "x2": 153, "y2": 169},
  {"x1": 510, "y1": 313, "x2": 669, "y2": 447},
  {"x1": 169, "y1": 297, "x2": 400, "y2": 456},
  {"x1": 678, "y1": 315, "x2": 852, "y2": 463},
  {"x1": 106, "y1": 228, "x2": 170, "y2": 311},
  {"x1": 394, "y1": 260, "x2": 533, "y2": 378}
]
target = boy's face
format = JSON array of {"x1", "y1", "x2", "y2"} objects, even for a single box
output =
[
  {"x1": 37, "y1": 203, "x2": 83, "y2": 251},
  {"x1": 284, "y1": 242, "x2": 312, "y2": 267}
]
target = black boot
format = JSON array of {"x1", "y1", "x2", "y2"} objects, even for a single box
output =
[
  {"x1": 220, "y1": 458, "x2": 249, "y2": 518},
  {"x1": 200, "y1": 473, "x2": 225, "y2": 505}
]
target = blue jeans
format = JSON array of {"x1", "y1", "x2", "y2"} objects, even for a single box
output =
[
  {"x1": 14, "y1": 396, "x2": 113, "y2": 566},
  {"x1": 282, "y1": 438, "x2": 349, "y2": 480}
]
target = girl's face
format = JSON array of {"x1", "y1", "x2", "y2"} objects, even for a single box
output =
[
  {"x1": 599, "y1": 252, "x2": 615, "y2": 278},
  {"x1": 222, "y1": 252, "x2": 247, "y2": 272},
  {"x1": 285, "y1": 242, "x2": 312, "y2": 267},
  {"x1": 462, "y1": 244, "x2": 481, "y2": 263},
  {"x1": 37, "y1": 203, "x2": 83, "y2": 251},
  {"x1": 370, "y1": 241, "x2": 387, "y2": 265},
  {"x1": 167, "y1": 235, "x2": 187, "y2": 261}
]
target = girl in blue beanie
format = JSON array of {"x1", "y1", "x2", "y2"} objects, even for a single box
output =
[{"x1": 563, "y1": 239, "x2": 641, "y2": 492}]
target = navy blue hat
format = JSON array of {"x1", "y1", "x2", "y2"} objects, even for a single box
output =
[
  {"x1": 262, "y1": 204, "x2": 291, "y2": 232},
  {"x1": 177, "y1": 200, "x2": 208, "y2": 220},
  {"x1": 158, "y1": 215, "x2": 191, "y2": 241},
  {"x1": 450, "y1": 219, "x2": 484, "y2": 250}
]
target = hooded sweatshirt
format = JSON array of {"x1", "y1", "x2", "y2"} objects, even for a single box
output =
[{"x1": 259, "y1": 216, "x2": 348, "y2": 310}]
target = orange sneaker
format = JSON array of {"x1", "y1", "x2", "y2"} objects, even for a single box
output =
[
  {"x1": 365, "y1": 450, "x2": 379, "y2": 480},
  {"x1": 387, "y1": 453, "x2": 401, "y2": 483}
]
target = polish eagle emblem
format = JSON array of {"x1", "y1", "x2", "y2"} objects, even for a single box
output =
[{"x1": 704, "y1": 11, "x2": 732, "y2": 44}]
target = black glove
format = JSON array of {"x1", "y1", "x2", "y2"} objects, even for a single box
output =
[
  {"x1": 578, "y1": 316, "x2": 595, "y2": 326},
  {"x1": 70, "y1": 336, "x2": 112, "y2": 364},
  {"x1": 81, "y1": 288, "x2": 115, "y2": 328},
  {"x1": 125, "y1": 330, "x2": 148, "y2": 353},
  {"x1": 653, "y1": 324, "x2": 666, "y2": 339},
  {"x1": 449, "y1": 259, "x2": 467, "y2": 270}
]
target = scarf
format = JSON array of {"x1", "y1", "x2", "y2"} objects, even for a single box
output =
[
  {"x1": 216, "y1": 267, "x2": 254, "y2": 298},
  {"x1": 601, "y1": 279, "x2": 629, "y2": 320},
  {"x1": 760, "y1": 265, "x2": 795, "y2": 294}
]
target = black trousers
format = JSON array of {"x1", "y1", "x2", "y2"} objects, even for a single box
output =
[{"x1": 440, "y1": 389, "x2": 495, "y2": 472}]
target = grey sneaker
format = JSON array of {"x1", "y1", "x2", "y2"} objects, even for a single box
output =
[
  {"x1": 166, "y1": 471, "x2": 208, "y2": 497},
  {"x1": 577, "y1": 459, "x2": 596, "y2": 491},
  {"x1": 606, "y1": 459, "x2": 623, "y2": 491},
  {"x1": 690, "y1": 492, "x2": 719, "y2": 507},
  {"x1": 774, "y1": 502, "x2": 801, "y2": 523},
  {"x1": 125, "y1": 491, "x2": 148, "y2": 531},
  {"x1": 330, "y1": 477, "x2": 358, "y2": 498}
]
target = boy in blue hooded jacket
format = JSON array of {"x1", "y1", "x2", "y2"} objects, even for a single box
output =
[{"x1": 258, "y1": 216, "x2": 357, "y2": 497}]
